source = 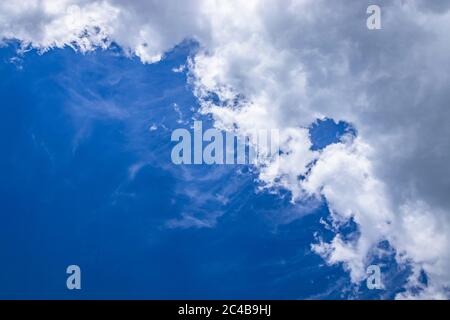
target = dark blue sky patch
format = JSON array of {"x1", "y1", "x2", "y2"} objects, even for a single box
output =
[{"x1": 309, "y1": 118, "x2": 356, "y2": 151}]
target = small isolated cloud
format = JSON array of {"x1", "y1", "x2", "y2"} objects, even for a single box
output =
[{"x1": 172, "y1": 64, "x2": 185, "y2": 73}]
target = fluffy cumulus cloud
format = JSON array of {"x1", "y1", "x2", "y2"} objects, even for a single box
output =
[{"x1": 2, "y1": 0, "x2": 450, "y2": 298}]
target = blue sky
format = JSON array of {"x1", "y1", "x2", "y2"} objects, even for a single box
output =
[
  {"x1": 2, "y1": 1, "x2": 450, "y2": 300},
  {"x1": 0, "y1": 40, "x2": 411, "y2": 299}
]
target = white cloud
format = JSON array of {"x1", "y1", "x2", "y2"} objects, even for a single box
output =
[{"x1": 2, "y1": 0, "x2": 450, "y2": 298}]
